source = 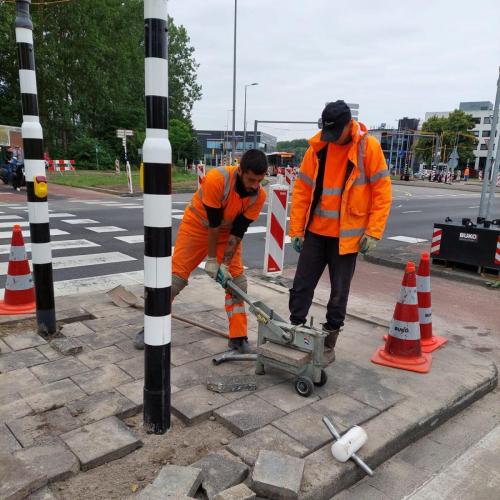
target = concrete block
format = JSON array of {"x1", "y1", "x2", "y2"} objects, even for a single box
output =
[
  {"x1": 6, "y1": 407, "x2": 82, "y2": 447},
  {"x1": 227, "y1": 424, "x2": 309, "y2": 466},
  {"x1": 252, "y1": 450, "x2": 304, "y2": 500},
  {"x1": 21, "y1": 378, "x2": 86, "y2": 413},
  {"x1": 116, "y1": 355, "x2": 144, "y2": 379},
  {"x1": 256, "y1": 382, "x2": 319, "y2": 413},
  {"x1": 207, "y1": 375, "x2": 257, "y2": 394},
  {"x1": 0, "y1": 348, "x2": 47, "y2": 372},
  {"x1": 77, "y1": 345, "x2": 130, "y2": 369},
  {"x1": 116, "y1": 378, "x2": 144, "y2": 406},
  {"x1": 3, "y1": 331, "x2": 47, "y2": 351},
  {"x1": 171, "y1": 344, "x2": 211, "y2": 366},
  {"x1": 60, "y1": 416, "x2": 142, "y2": 471},
  {"x1": 59, "y1": 321, "x2": 94, "y2": 338},
  {"x1": 214, "y1": 395, "x2": 285, "y2": 436},
  {"x1": 14, "y1": 437, "x2": 79, "y2": 483},
  {"x1": 0, "y1": 393, "x2": 32, "y2": 423},
  {"x1": 0, "y1": 368, "x2": 42, "y2": 399},
  {"x1": 138, "y1": 465, "x2": 202, "y2": 499},
  {"x1": 49, "y1": 337, "x2": 84, "y2": 356},
  {"x1": 36, "y1": 344, "x2": 63, "y2": 361},
  {"x1": 78, "y1": 329, "x2": 128, "y2": 350},
  {"x1": 30, "y1": 357, "x2": 90, "y2": 384},
  {"x1": 172, "y1": 384, "x2": 231, "y2": 425},
  {"x1": 214, "y1": 483, "x2": 256, "y2": 500},
  {"x1": 191, "y1": 453, "x2": 249, "y2": 500},
  {"x1": 0, "y1": 452, "x2": 47, "y2": 500},
  {"x1": 257, "y1": 342, "x2": 311, "y2": 368},
  {"x1": 65, "y1": 389, "x2": 139, "y2": 424},
  {"x1": 71, "y1": 364, "x2": 132, "y2": 394},
  {"x1": 0, "y1": 423, "x2": 21, "y2": 452}
]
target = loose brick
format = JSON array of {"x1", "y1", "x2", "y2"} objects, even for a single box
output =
[
  {"x1": 137, "y1": 465, "x2": 202, "y2": 499},
  {"x1": 71, "y1": 364, "x2": 132, "y2": 394},
  {"x1": 0, "y1": 452, "x2": 47, "y2": 500},
  {"x1": 21, "y1": 378, "x2": 86, "y2": 413}
]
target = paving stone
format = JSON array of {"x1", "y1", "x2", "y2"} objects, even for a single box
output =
[
  {"x1": 21, "y1": 378, "x2": 86, "y2": 413},
  {"x1": 258, "y1": 342, "x2": 311, "y2": 368},
  {"x1": 214, "y1": 395, "x2": 285, "y2": 436},
  {"x1": 14, "y1": 437, "x2": 79, "y2": 483},
  {"x1": 117, "y1": 324, "x2": 143, "y2": 339},
  {"x1": 116, "y1": 355, "x2": 144, "y2": 379},
  {"x1": 0, "y1": 393, "x2": 33, "y2": 423},
  {"x1": 171, "y1": 344, "x2": 211, "y2": 366},
  {"x1": 138, "y1": 465, "x2": 203, "y2": 499},
  {"x1": 171, "y1": 359, "x2": 220, "y2": 390},
  {"x1": 207, "y1": 375, "x2": 257, "y2": 394},
  {"x1": 115, "y1": 338, "x2": 141, "y2": 355},
  {"x1": 6, "y1": 407, "x2": 82, "y2": 447},
  {"x1": 78, "y1": 329, "x2": 128, "y2": 350},
  {"x1": 0, "y1": 348, "x2": 48, "y2": 373},
  {"x1": 83, "y1": 313, "x2": 142, "y2": 332},
  {"x1": 116, "y1": 378, "x2": 144, "y2": 406},
  {"x1": 30, "y1": 357, "x2": 90, "y2": 384},
  {"x1": 195, "y1": 336, "x2": 231, "y2": 355},
  {"x1": 28, "y1": 486, "x2": 57, "y2": 500},
  {"x1": 36, "y1": 344, "x2": 63, "y2": 361},
  {"x1": 252, "y1": 450, "x2": 304, "y2": 500},
  {"x1": 60, "y1": 321, "x2": 94, "y2": 338},
  {"x1": 71, "y1": 364, "x2": 132, "y2": 394},
  {"x1": 77, "y1": 345, "x2": 130, "y2": 369},
  {"x1": 3, "y1": 331, "x2": 47, "y2": 351},
  {"x1": 334, "y1": 482, "x2": 387, "y2": 500},
  {"x1": 0, "y1": 338, "x2": 12, "y2": 353},
  {"x1": 0, "y1": 422, "x2": 21, "y2": 452},
  {"x1": 0, "y1": 367, "x2": 43, "y2": 399},
  {"x1": 191, "y1": 453, "x2": 249, "y2": 500},
  {"x1": 227, "y1": 424, "x2": 309, "y2": 466},
  {"x1": 49, "y1": 337, "x2": 83, "y2": 356},
  {"x1": 56, "y1": 307, "x2": 92, "y2": 323},
  {"x1": 65, "y1": 389, "x2": 138, "y2": 424},
  {"x1": 171, "y1": 326, "x2": 212, "y2": 346},
  {"x1": 172, "y1": 384, "x2": 232, "y2": 425},
  {"x1": 0, "y1": 452, "x2": 47, "y2": 500},
  {"x1": 214, "y1": 483, "x2": 256, "y2": 500},
  {"x1": 60, "y1": 416, "x2": 142, "y2": 471},
  {"x1": 256, "y1": 382, "x2": 319, "y2": 413}
]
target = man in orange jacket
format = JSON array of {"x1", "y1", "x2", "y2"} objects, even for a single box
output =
[
  {"x1": 134, "y1": 149, "x2": 267, "y2": 353},
  {"x1": 289, "y1": 101, "x2": 392, "y2": 360}
]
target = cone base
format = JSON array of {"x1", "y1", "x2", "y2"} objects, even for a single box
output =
[
  {"x1": 371, "y1": 345, "x2": 432, "y2": 373},
  {"x1": 421, "y1": 335, "x2": 448, "y2": 353},
  {"x1": 0, "y1": 300, "x2": 36, "y2": 315}
]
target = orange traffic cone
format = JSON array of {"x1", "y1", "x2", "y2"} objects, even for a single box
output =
[
  {"x1": 417, "y1": 252, "x2": 447, "y2": 353},
  {"x1": 0, "y1": 225, "x2": 36, "y2": 315},
  {"x1": 371, "y1": 262, "x2": 432, "y2": 373}
]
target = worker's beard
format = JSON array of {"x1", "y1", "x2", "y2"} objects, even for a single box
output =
[{"x1": 246, "y1": 187, "x2": 259, "y2": 196}]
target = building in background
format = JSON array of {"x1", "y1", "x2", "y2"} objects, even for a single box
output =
[
  {"x1": 347, "y1": 103, "x2": 359, "y2": 121},
  {"x1": 195, "y1": 130, "x2": 277, "y2": 165},
  {"x1": 425, "y1": 101, "x2": 497, "y2": 170}
]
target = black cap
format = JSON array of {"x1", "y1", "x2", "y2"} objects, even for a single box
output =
[{"x1": 320, "y1": 100, "x2": 352, "y2": 142}]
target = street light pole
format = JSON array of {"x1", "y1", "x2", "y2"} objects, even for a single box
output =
[
  {"x1": 243, "y1": 82, "x2": 258, "y2": 151},
  {"x1": 231, "y1": 0, "x2": 237, "y2": 160}
]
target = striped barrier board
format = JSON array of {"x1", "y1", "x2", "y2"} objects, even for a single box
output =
[{"x1": 47, "y1": 160, "x2": 76, "y2": 172}]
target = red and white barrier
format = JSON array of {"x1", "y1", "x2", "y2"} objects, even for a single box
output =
[
  {"x1": 479, "y1": 170, "x2": 483, "y2": 181},
  {"x1": 197, "y1": 164, "x2": 205, "y2": 189},
  {"x1": 430, "y1": 228, "x2": 442, "y2": 255},
  {"x1": 285, "y1": 167, "x2": 296, "y2": 188},
  {"x1": 263, "y1": 184, "x2": 289, "y2": 276},
  {"x1": 495, "y1": 236, "x2": 500, "y2": 265},
  {"x1": 47, "y1": 159, "x2": 75, "y2": 172}
]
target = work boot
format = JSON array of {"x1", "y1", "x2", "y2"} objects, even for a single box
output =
[
  {"x1": 322, "y1": 323, "x2": 340, "y2": 364},
  {"x1": 228, "y1": 336, "x2": 252, "y2": 354},
  {"x1": 133, "y1": 328, "x2": 145, "y2": 350}
]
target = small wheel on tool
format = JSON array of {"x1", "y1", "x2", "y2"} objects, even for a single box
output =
[
  {"x1": 314, "y1": 369, "x2": 328, "y2": 387},
  {"x1": 295, "y1": 376, "x2": 314, "y2": 397}
]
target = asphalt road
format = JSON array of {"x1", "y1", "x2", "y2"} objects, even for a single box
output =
[{"x1": 0, "y1": 182, "x2": 497, "y2": 295}]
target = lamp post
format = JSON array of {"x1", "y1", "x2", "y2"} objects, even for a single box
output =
[
  {"x1": 243, "y1": 82, "x2": 258, "y2": 151},
  {"x1": 231, "y1": 0, "x2": 237, "y2": 159}
]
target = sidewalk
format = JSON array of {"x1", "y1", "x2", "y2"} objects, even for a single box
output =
[
  {"x1": 0, "y1": 270, "x2": 497, "y2": 499},
  {"x1": 392, "y1": 179, "x2": 483, "y2": 192}
]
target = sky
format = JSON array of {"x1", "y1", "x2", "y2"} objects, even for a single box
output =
[{"x1": 169, "y1": 0, "x2": 500, "y2": 142}]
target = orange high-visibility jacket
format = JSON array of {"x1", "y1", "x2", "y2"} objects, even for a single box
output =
[{"x1": 289, "y1": 120, "x2": 392, "y2": 254}]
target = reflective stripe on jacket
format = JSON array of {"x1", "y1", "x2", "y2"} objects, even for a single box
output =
[{"x1": 289, "y1": 120, "x2": 392, "y2": 254}]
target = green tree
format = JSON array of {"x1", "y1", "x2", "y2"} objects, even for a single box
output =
[
  {"x1": 170, "y1": 117, "x2": 199, "y2": 162},
  {"x1": 415, "y1": 110, "x2": 477, "y2": 167},
  {"x1": 277, "y1": 138, "x2": 309, "y2": 162}
]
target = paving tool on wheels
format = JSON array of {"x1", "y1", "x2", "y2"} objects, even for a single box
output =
[{"x1": 213, "y1": 280, "x2": 328, "y2": 397}]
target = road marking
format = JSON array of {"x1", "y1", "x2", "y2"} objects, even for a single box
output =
[
  {"x1": 121, "y1": 206, "x2": 142, "y2": 209},
  {"x1": 246, "y1": 226, "x2": 267, "y2": 234},
  {"x1": 0, "y1": 215, "x2": 23, "y2": 220},
  {"x1": 468, "y1": 206, "x2": 479, "y2": 209},
  {"x1": 172, "y1": 209, "x2": 184, "y2": 214},
  {"x1": 401, "y1": 210, "x2": 422, "y2": 214},
  {"x1": 80, "y1": 200, "x2": 122, "y2": 205},
  {"x1": 0, "y1": 228, "x2": 68, "y2": 239},
  {"x1": 172, "y1": 201, "x2": 188, "y2": 204},
  {"x1": 49, "y1": 213, "x2": 76, "y2": 218},
  {"x1": 388, "y1": 236, "x2": 428, "y2": 244},
  {"x1": 62, "y1": 219, "x2": 99, "y2": 224},
  {"x1": 86, "y1": 226, "x2": 127, "y2": 233},
  {"x1": 394, "y1": 204, "x2": 403, "y2": 209},
  {"x1": 0, "y1": 239, "x2": 100, "y2": 255},
  {"x1": 115, "y1": 235, "x2": 143, "y2": 244},
  {"x1": 172, "y1": 215, "x2": 183, "y2": 220}
]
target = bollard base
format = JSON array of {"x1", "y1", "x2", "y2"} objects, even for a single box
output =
[
  {"x1": 36, "y1": 308, "x2": 57, "y2": 338},
  {"x1": 143, "y1": 387, "x2": 171, "y2": 434}
]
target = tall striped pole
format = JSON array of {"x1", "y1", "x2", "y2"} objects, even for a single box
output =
[
  {"x1": 143, "y1": 0, "x2": 172, "y2": 434},
  {"x1": 15, "y1": 0, "x2": 56, "y2": 336}
]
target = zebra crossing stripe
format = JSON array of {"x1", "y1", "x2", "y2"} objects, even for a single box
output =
[
  {"x1": 0, "y1": 229, "x2": 68, "y2": 239},
  {"x1": 86, "y1": 226, "x2": 127, "y2": 233},
  {"x1": 0, "y1": 239, "x2": 100, "y2": 255}
]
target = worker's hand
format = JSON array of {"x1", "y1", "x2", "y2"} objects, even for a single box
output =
[
  {"x1": 204, "y1": 257, "x2": 219, "y2": 280},
  {"x1": 216, "y1": 263, "x2": 233, "y2": 288},
  {"x1": 359, "y1": 234, "x2": 378, "y2": 255},
  {"x1": 291, "y1": 236, "x2": 304, "y2": 253}
]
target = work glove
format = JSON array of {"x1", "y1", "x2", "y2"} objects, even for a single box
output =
[
  {"x1": 359, "y1": 234, "x2": 378, "y2": 255},
  {"x1": 291, "y1": 236, "x2": 304, "y2": 253},
  {"x1": 216, "y1": 263, "x2": 233, "y2": 288},
  {"x1": 204, "y1": 257, "x2": 219, "y2": 280}
]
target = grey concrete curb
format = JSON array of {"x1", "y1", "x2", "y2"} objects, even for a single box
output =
[{"x1": 391, "y1": 179, "x2": 482, "y2": 192}]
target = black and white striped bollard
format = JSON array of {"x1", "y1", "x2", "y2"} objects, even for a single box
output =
[
  {"x1": 15, "y1": 0, "x2": 56, "y2": 336},
  {"x1": 143, "y1": 0, "x2": 172, "y2": 434}
]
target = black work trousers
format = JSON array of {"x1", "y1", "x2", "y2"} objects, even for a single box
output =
[{"x1": 289, "y1": 231, "x2": 357, "y2": 329}]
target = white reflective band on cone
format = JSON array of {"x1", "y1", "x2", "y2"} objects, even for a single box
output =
[
  {"x1": 6, "y1": 273, "x2": 33, "y2": 291},
  {"x1": 398, "y1": 286, "x2": 418, "y2": 305},
  {"x1": 389, "y1": 319, "x2": 420, "y2": 340},
  {"x1": 416, "y1": 275, "x2": 431, "y2": 293},
  {"x1": 9, "y1": 245, "x2": 28, "y2": 262},
  {"x1": 419, "y1": 307, "x2": 432, "y2": 325}
]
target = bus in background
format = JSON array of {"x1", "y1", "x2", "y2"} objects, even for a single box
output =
[{"x1": 266, "y1": 152, "x2": 295, "y2": 176}]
